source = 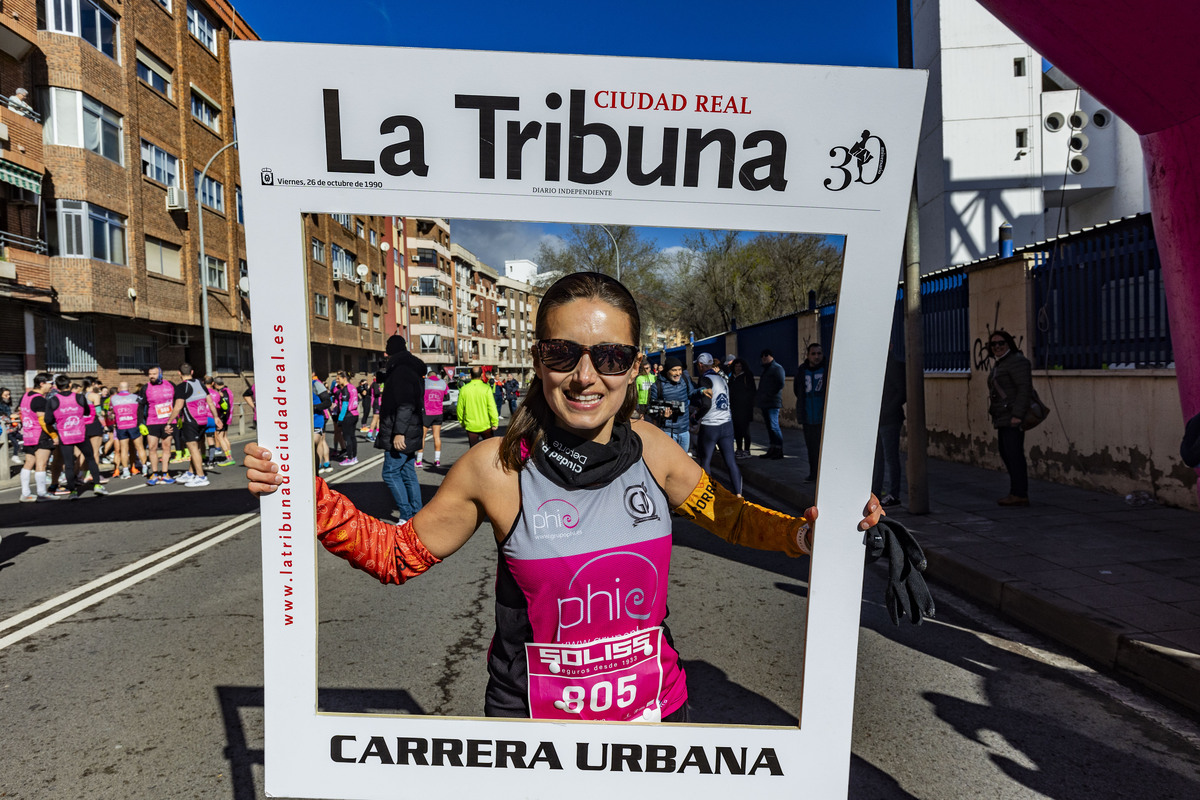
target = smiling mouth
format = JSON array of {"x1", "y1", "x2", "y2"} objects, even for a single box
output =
[{"x1": 564, "y1": 390, "x2": 603, "y2": 405}]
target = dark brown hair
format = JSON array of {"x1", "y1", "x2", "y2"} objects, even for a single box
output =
[{"x1": 499, "y1": 272, "x2": 641, "y2": 471}]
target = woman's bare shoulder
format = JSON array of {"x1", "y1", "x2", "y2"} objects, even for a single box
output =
[{"x1": 445, "y1": 436, "x2": 517, "y2": 490}]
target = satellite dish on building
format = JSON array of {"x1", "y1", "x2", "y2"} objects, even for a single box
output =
[
  {"x1": 356, "y1": 263, "x2": 370, "y2": 278},
  {"x1": 239, "y1": 276, "x2": 250, "y2": 294}
]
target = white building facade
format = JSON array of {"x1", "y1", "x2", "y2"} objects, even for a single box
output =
[{"x1": 913, "y1": 0, "x2": 1151, "y2": 273}]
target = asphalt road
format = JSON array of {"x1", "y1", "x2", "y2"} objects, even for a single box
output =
[{"x1": 2, "y1": 425, "x2": 1199, "y2": 799}]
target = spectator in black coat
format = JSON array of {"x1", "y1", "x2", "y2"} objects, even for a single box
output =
[
  {"x1": 377, "y1": 335, "x2": 426, "y2": 521},
  {"x1": 727, "y1": 357, "x2": 757, "y2": 458}
]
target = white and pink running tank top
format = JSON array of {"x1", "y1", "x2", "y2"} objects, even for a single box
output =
[
  {"x1": 182, "y1": 379, "x2": 209, "y2": 423},
  {"x1": 423, "y1": 376, "x2": 447, "y2": 417},
  {"x1": 489, "y1": 458, "x2": 686, "y2": 722},
  {"x1": 111, "y1": 391, "x2": 141, "y2": 430}
]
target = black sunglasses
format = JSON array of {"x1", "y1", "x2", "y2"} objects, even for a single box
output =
[
  {"x1": 534, "y1": 339, "x2": 640, "y2": 375},
  {"x1": 989, "y1": 340, "x2": 1006, "y2": 348}
]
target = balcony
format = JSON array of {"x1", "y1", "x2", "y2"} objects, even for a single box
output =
[
  {"x1": 0, "y1": 10, "x2": 38, "y2": 61},
  {"x1": 1, "y1": 235, "x2": 53, "y2": 302},
  {"x1": 0, "y1": 106, "x2": 45, "y2": 175}
]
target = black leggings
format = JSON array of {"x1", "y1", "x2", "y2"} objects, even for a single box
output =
[
  {"x1": 732, "y1": 409, "x2": 753, "y2": 451},
  {"x1": 697, "y1": 420, "x2": 741, "y2": 495},
  {"x1": 802, "y1": 423, "x2": 822, "y2": 477},
  {"x1": 467, "y1": 429, "x2": 494, "y2": 447},
  {"x1": 60, "y1": 439, "x2": 102, "y2": 492},
  {"x1": 997, "y1": 426, "x2": 1028, "y2": 497},
  {"x1": 340, "y1": 414, "x2": 358, "y2": 459}
]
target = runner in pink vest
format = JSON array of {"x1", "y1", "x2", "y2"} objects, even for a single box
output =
[
  {"x1": 110, "y1": 381, "x2": 147, "y2": 480},
  {"x1": 417, "y1": 369, "x2": 448, "y2": 468},
  {"x1": 167, "y1": 362, "x2": 220, "y2": 487},
  {"x1": 141, "y1": 366, "x2": 177, "y2": 485},
  {"x1": 16, "y1": 372, "x2": 55, "y2": 502},
  {"x1": 45, "y1": 375, "x2": 106, "y2": 498}
]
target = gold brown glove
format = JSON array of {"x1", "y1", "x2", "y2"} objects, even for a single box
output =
[
  {"x1": 315, "y1": 477, "x2": 440, "y2": 584},
  {"x1": 674, "y1": 471, "x2": 812, "y2": 556}
]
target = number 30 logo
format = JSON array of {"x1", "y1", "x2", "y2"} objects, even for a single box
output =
[{"x1": 824, "y1": 129, "x2": 887, "y2": 192}]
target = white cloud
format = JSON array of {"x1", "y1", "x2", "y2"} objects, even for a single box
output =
[{"x1": 448, "y1": 220, "x2": 562, "y2": 274}]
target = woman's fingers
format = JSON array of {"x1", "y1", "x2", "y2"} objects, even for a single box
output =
[
  {"x1": 860, "y1": 494, "x2": 884, "y2": 530},
  {"x1": 244, "y1": 441, "x2": 282, "y2": 496}
]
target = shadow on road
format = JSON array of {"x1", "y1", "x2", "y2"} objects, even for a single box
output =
[
  {"x1": 5, "y1": 484, "x2": 259, "y2": 529},
  {"x1": 217, "y1": 685, "x2": 428, "y2": 800},
  {"x1": 0, "y1": 530, "x2": 49, "y2": 572}
]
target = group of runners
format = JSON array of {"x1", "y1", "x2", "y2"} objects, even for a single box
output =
[
  {"x1": 311, "y1": 373, "x2": 383, "y2": 473},
  {"x1": 13, "y1": 364, "x2": 242, "y2": 501}
]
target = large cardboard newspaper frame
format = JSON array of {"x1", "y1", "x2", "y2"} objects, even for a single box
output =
[{"x1": 231, "y1": 42, "x2": 925, "y2": 799}]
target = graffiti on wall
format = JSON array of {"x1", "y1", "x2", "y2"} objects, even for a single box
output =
[{"x1": 972, "y1": 301, "x2": 1024, "y2": 372}]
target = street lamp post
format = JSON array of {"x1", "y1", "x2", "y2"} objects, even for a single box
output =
[
  {"x1": 197, "y1": 140, "x2": 238, "y2": 377},
  {"x1": 597, "y1": 223, "x2": 620, "y2": 282}
]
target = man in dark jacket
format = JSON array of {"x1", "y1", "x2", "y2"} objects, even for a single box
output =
[
  {"x1": 376, "y1": 335, "x2": 426, "y2": 521},
  {"x1": 755, "y1": 349, "x2": 786, "y2": 459},
  {"x1": 796, "y1": 343, "x2": 827, "y2": 480},
  {"x1": 872, "y1": 348, "x2": 906, "y2": 506}
]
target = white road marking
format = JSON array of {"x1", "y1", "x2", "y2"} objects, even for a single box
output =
[{"x1": 0, "y1": 448, "x2": 389, "y2": 650}]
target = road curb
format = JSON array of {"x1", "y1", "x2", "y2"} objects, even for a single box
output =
[{"x1": 730, "y1": 461, "x2": 1200, "y2": 716}]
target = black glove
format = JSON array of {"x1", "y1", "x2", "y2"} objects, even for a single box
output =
[{"x1": 864, "y1": 518, "x2": 935, "y2": 625}]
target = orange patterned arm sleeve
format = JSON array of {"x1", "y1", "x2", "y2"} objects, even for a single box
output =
[
  {"x1": 315, "y1": 477, "x2": 440, "y2": 584},
  {"x1": 674, "y1": 471, "x2": 812, "y2": 557}
]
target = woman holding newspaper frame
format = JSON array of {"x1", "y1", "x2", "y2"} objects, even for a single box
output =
[{"x1": 245, "y1": 271, "x2": 896, "y2": 722}]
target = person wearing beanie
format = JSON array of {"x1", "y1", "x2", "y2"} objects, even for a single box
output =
[{"x1": 648, "y1": 356, "x2": 692, "y2": 452}]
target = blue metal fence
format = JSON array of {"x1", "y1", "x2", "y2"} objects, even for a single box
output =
[
  {"x1": 691, "y1": 334, "x2": 725, "y2": 366},
  {"x1": 922, "y1": 271, "x2": 971, "y2": 371},
  {"x1": 738, "y1": 315, "x2": 799, "y2": 376},
  {"x1": 1031, "y1": 216, "x2": 1171, "y2": 369},
  {"x1": 817, "y1": 303, "x2": 835, "y2": 359}
]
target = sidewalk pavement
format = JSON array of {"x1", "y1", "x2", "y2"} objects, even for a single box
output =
[{"x1": 713, "y1": 418, "x2": 1200, "y2": 716}]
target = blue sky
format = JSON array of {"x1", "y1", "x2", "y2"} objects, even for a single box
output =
[{"x1": 234, "y1": 0, "x2": 902, "y2": 268}]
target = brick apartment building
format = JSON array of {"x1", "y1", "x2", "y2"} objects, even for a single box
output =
[
  {"x1": 0, "y1": 1, "x2": 389, "y2": 398},
  {"x1": 404, "y1": 217, "x2": 457, "y2": 370},
  {"x1": 496, "y1": 272, "x2": 539, "y2": 377},
  {"x1": 305, "y1": 211, "x2": 390, "y2": 378},
  {"x1": 449, "y1": 242, "x2": 502, "y2": 374}
]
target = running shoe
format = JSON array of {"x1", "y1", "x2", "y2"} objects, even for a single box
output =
[
  {"x1": 69, "y1": 490, "x2": 83, "y2": 500},
  {"x1": 35, "y1": 494, "x2": 56, "y2": 502},
  {"x1": 171, "y1": 452, "x2": 188, "y2": 463},
  {"x1": 146, "y1": 476, "x2": 159, "y2": 486},
  {"x1": 93, "y1": 484, "x2": 109, "y2": 496},
  {"x1": 186, "y1": 476, "x2": 210, "y2": 487},
  {"x1": 180, "y1": 471, "x2": 195, "y2": 482},
  {"x1": 319, "y1": 462, "x2": 333, "y2": 474},
  {"x1": 54, "y1": 486, "x2": 70, "y2": 496},
  {"x1": 218, "y1": 458, "x2": 236, "y2": 467},
  {"x1": 10, "y1": 454, "x2": 23, "y2": 464},
  {"x1": 414, "y1": 459, "x2": 424, "y2": 469},
  {"x1": 19, "y1": 494, "x2": 36, "y2": 503},
  {"x1": 339, "y1": 457, "x2": 358, "y2": 466},
  {"x1": 159, "y1": 474, "x2": 176, "y2": 484},
  {"x1": 120, "y1": 469, "x2": 131, "y2": 479},
  {"x1": 435, "y1": 460, "x2": 441, "y2": 467}
]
